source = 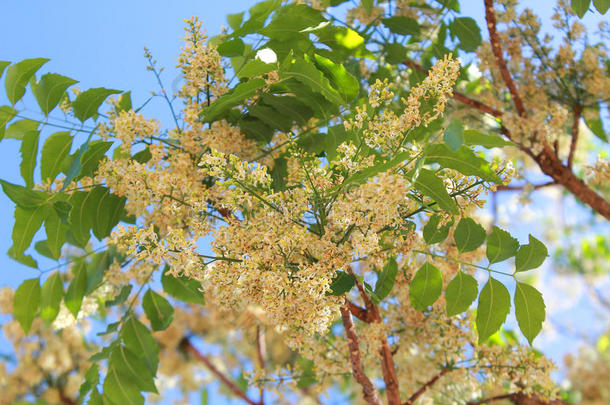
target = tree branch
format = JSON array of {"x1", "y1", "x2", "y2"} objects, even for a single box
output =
[
  {"x1": 255, "y1": 326, "x2": 266, "y2": 405},
  {"x1": 347, "y1": 300, "x2": 375, "y2": 323},
  {"x1": 484, "y1": 0, "x2": 527, "y2": 117},
  {"x1": 59, "y1": 391, "x2": 78, "y2": 405},
  {"x1": 181, "y1": 338, "x2": 261, "y2": 405},
  {"x1": 403, "y1": 368, "x2": 449, "y2": 405},
  {"x1": 567, "y1": 105, "x2": 582, "y2": 168},
  {"x1": 468, "y1": 392, "x2": 570, "y2": 405},
  {"x1": 340, "y1": 301, "x2": 383, "y2": 405},
  {"x1": 534, "y1": 143, "x2": 610, "y2": 219},
  {"x1": 350, "y1": 273, "x2": 401, "y2": 405}
]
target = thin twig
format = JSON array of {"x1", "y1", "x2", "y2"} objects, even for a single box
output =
[
  {"x1": 181, "y1": 338, "x2": 261, "y2": 405},
  {"x1": 403, "y1": 368, "x2": 449, "y2": 405},
  {"x1": 567, "y1": 105, "x2": 582, "y2": 168}
]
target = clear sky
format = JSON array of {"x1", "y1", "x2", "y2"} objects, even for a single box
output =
[{"x1": 0, "y1": 1, "x2": 607, "y2": 404}]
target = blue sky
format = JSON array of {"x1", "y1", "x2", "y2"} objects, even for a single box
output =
[{"x1": 0, "y1": 1, "x2": 607, "y2": 404}]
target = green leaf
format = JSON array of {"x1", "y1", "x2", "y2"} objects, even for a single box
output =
[
  {"x1": 449, "y1": 17, "x2": 482, "y2": 51},
  {"x1": 454, "y1": 217, "x2": 486, "y2": 253},
  {"x1": 40, "y1": 273, "x2": 63, "y2": 324},
  {"x1": 217, "y1": 38, "x2": 245, "y2": 57},
  {"x1": 426, "y1": 144, "x2": 500, "y2": 183},
  {"x1": 103, "y1": 366, "x2": 144, "y2": 405},
  {"x1": 19, "y1": 130, "x2": 39, "y2": 188},
  {"x1": 13, "y1": 278, "x2": 41, "y2": 333},
  {"x1": 142, "y1": 289, "x2": 174, "y2": 331},
  {"x1": 296, "y1": 358, "x2": 316, "y2": 389},
  {"x1": 44, "y1": 212, "x2": 67, "y2": 260},
  {"x1": 4, "y1": 58, "x2": 49, "y2": 105},
  {"x1": 121, "y1": 317, "x2": 160, "y2": 374},
  {"x1": 360, "y1": 0, "x2": 373, "y2": 12},
  {"x1": 445, "y1": 271, "x2": 478, "y2": 316},
  {"x1": 237, "y1": 59, "x2": 276, "y2": 79},
  {"x1": 105, "y1": 285, "x2": 133, "y2": 308},
  {"x1": 373, "y1": 258, "x2": 398, "y2": 304},
  {"x1": 593, "y1": 0, "x2": 609, "y2": 13},
  {"x1": 413, "y1": 169, "x2": 459, "y2": 215},
  {"x1": 65, "y1": 260, "x2": 87, "y2": 318},
  {"x1": 86, "y1": 186, "x2": 126, "y2": 240},
  {"x1": 110, "y1": 345, "x2": 158, "y2": 393},
  {"x1": 0, "y1": 61, "x2": 9, "y2": 78},
  {"x1": 4, "y1": 119, "x2": 39, "y2": 140},
  {"x1": 41, "y1": 132, "x2": 73, "y2": 182},
  {"x1": 10, "y1": 205, "x2": 47, "y2": 260},
  {"x1": 571, "y1": 0, "x2": 591, "y2": 17},
  {"x1": 281, "y1": 58, "x2": 344, "y2": 105},
  {"x1": 201, "y1": 78, "x2": 265, "y2": 122},
  {"x1": 514, "y1": 282, "x2": 546, "y2": 345},
  {"x1": 79, "y1": 364, "x2": 100, "y2": 398},
  {"x1": 227, "y1": 12, "x2": 244, "y2": 30},
  {"x1": 72, "y1": 87, "x2": 121, "y2": 122},
  {"x1": 117, "y1": 91, "x2": 132, "y2": 112},
  {"x1": 68, "y1": 191, "x2": 94, "y2": 247},
  {"x1": 515, "y1": 235, "x2": 548, "y2": 272},
  {"x1": 409, "y1": 262, "x2": 443, "y2": 311},
  {"x1": 328, "y1": 271, "x2": 355, "y2": 296},
  {"x1": 250, "y1": 105, "x2": 293, "y2": 132},
  {"x1": 486, "y1": 226, "x2": 519, "y2": 264},
  {"x1": 443, "y1": 119, "x2": 463, "y2": 152},
  {"x1": 381, "y1": 16, "x2": 421, "y2": 36},
  {"x1": 0, "y1": 179, "x2": 51, "y2": 209},
  {"x1": 260, "y1": 4, "x2": 325, "y2": 39},
  {"x1": 31, "y1": 73, "x2": 78, "y2": 116},
  {"x1": 161, "y1": 267, "x2": 205, "y2": 305},
  {"x1": 234, "y1": 0, "x2": 281, "y2": 36},
  {"x1": 313, "y1": 53, "x2": 359, "y2": 102},
  {"x1": 422, "y1": 214, "x2": 452, "y2": 244},
  {"x1": 476, "y1": 277, "x2": 511, "y2": 343},
  {"x1": 462, "y1": 129, "x2": 515, "y2": 148},
  {"x1": 0, "y1": 105, "x2": 18, "y2": 140},
  {"x1": 77, "y1": 140, "x2": 112, "y2": 179}
]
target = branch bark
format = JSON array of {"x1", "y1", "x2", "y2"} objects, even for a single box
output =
[
  {"x1": 350, "y1": 274, "x2": 402, "y2": 405},
  {"x1": 181, "y1": 338, "x2": 261, "y2": 405},
  {"x1": 340, "y1": 302, "x2": 383, "y2": 405},
  {"x1": 403, "y1": 368, "x2": 449, "y2": 405},
  {"x1": 468, "y1": 392, "x2": 570, "y2": 405},
  {"x1": 484, "y1": 0, "x2": 527, "y2": 117},
  {"x1": 567, "y1": 105, "x2": 582, "y2": 168}
]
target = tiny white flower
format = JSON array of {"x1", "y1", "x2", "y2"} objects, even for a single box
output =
[{"x1": 256, "y1": 48, "x2": 277, "y2": 64}]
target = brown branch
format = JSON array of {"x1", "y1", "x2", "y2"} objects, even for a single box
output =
[
  {"x1": 255, "y1": 326, "x2": 266, "y2": 405},
  {"x1": 349, "y1": 273, "x2": 401, "y2": 405},
  {"x1": 467, "y1": 393, "x2": 514, "y2": 405},
  {"x1": 534, "y1": 143, "x2": 610, "y2": 219},
  {"x1": 403, "y1": 368, "x2": 449, "y2": 405},
  {"x1": 567, "y1": 105, "x2": 582, "y2": 168},
  {"x1": 181, "y1": 338, "x2": 261, "y2": 405},
  {"x1": 484, "y1": 0, "x2": 527, "y2": 117},
  {"x1": 59, "y1": 391, "x2": 78, "y2": 405},
  {"x1": 340, "y1": 301, "x2": 383, "y2": 405},
  {"x1": 468, "y1": 392, "x2": 570, "y2": 405},
  {"x1": 347, "y1": 300, "x2": 375, "y2": 323}
]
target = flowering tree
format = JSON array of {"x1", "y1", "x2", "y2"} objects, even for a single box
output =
[{"x1": 0, "y1": 0, "x2": 608, "y2": 404}]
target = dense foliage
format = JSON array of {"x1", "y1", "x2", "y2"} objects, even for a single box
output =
[{"x1": 0, "y1": 0, "x2": 608, "y2": 404}]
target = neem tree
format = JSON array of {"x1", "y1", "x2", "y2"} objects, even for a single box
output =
[{"x1": 0, "y1": 0, "x2": 608, "y2": 404}]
